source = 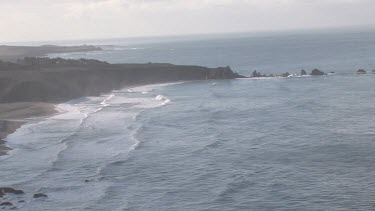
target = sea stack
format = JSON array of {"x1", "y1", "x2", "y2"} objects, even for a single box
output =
[
  {"x1": 357, "y1": 69, "x2": 367, "y2": 74},
  {"x1": 251, "y1": 70, "x2": 261, "y2": 77},
  {"x1": 281, "y1": 72, "x2": 290, "y2": 77},
  {"x1": 310, "y1": 69, "x2": 325, "y2": 76},
  {"x1": 300, "y1": 69, "x2": 307, "y2": 76}
]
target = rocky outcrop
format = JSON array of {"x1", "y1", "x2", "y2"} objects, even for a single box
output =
[
  {"x1": 281, "y1": 72, "x2": 290, "y2": 77},
  {"x1": 310, "y1": 69, "x2": 325, "y2": 76},
  {"x1": 0, "y1": 187, "x2": 24, "y2": 209},
  {"x1": 249, "y1": 69, "x2": 327, "y2": 78},
  {"x1": 0, "y1": 202, "x2": 13, "y2": 206},
  {"x1": 0, "y1": 187, "x2": 24, "y2": 195},
  {"x1": 251, "y1": 70, "x2": 262, "y2": 77},
  {"x1": 250, "y1": 70, "x2": 273, "y2": 78},
  {"x1": 33, "y1": 193, "x2": 48, "y2": 198},
  {"x1": 357, "y1": 69, "x2": 367, "y2": 74}
]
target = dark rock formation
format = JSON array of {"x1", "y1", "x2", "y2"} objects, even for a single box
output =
[
  {"x1": 0, "y1": 187, "x2": 24, "y2": 195},
  {"x1": 310, "y1": 69, "x2": 325, "y2": 76},
  {"x1": 357, "y1": 69, "x2": 367, "y2": 74},
  {"x1": 33, "y1": 193, "x2": 48, "y2": 198},
  {"x1": 250, "y1": 70, "x2": 271, "y2": 78},
  {"x1": 0, "y1": 202, "x2": 13, "y2": 206},
  {"x1": 372, "y1": 70, "x2": 375, "y2": 73},
  {"x1": 281, "y1": 72, "x2": 290, "y2": 77},
  {"x1": 251, "y1": 70, "x2": 261, "y2": 77},
  {"x1": 300, "y1": 69, "x2": 307, "y2": 76}
]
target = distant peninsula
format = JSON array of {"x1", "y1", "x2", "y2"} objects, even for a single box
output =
[{"x1": 0, "y1": 45, "x2": 101, "y2": 62}]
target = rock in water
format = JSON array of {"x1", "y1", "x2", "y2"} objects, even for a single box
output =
[
  {"x1": 251, "y1": 70, "x2": 261, "y2": 77},
  {"x1": 301, "y1": 69, "x2": 307, "y2": 76},
  {"x1": 33, "y1": 193, "x2": 48, "y2": 198},
  {"x1": 0, "y1": 187, "x2": 25, "y2": 195},
  {"x1": 310, "y1": 69, "x2": 325, "y2": 76},
  {"x1": 0, "y1": 202, "x2": 13, "y2": 206},
  {"x1": 357, "y1": 69, "x2": 367, "y2": 74},
  {"x1": 281, "y1": 72, "x2": 290, "y2": 77}
]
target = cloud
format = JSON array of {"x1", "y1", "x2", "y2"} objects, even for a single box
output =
[{"x1": 0, "y1": 0, "x2": 375, "y2": 42}]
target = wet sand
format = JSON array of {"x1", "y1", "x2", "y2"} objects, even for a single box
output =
[{"x1": 0, "y1": 102, "x2": 56, "y2": 156}]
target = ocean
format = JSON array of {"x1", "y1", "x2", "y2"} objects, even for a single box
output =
[{"x1": 1, "y1": 29, "x2": 375, "y2": 210}]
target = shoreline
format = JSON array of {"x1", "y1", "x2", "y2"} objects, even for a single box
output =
[
  {"x1": 0, "y1": 81, "x2": 179, "y2": 156},
  {"x1": 0, "y1": 56, "x2": 244, "y2": 156},
  {"x1": 0, "y1": 102, "x2": 57, "y2": 156}
]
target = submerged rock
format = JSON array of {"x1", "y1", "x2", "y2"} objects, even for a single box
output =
[
  {"x1": 0, "y1": 187, "x2": 24, "y2": 195},
  {"x1": 357, "y1": 69, "x2": 367, "y2": 74},
  {"x1": 33, "y1": 193, "x2": 48, "y2": 198},
  {"x1": 0, "y1": 202, "x2": 13, "y2": 206},
  {"x1": 310, "y1": 69, "x2": 325, "y2": 76}
]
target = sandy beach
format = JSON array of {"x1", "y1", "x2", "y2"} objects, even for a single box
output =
[{"x1": 0, "y1": 102, "x2": 56, "y2": 156}]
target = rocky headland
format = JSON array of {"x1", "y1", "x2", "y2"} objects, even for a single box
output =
[{"x1": 0, "y1": 57, "x2": 243, "y2": 103}]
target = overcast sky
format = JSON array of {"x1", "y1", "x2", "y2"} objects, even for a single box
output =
[{"x1": 1, "y1": 0, "x2": 375, "y2": 42}]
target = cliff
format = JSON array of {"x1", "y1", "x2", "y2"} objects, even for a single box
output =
[{"x1": 0, "y1": 57, "x2": 244, "y2": 103}]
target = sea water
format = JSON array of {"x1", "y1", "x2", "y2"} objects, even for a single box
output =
[{"x1": 1, "y1": 29, "x2": 375, "y2": 210}]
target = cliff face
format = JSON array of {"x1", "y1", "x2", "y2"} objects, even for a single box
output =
[{"x1": 0, "y1": 58, "x2": 243, "y2": 103}]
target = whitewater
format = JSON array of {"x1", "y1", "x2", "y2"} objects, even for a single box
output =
[{"x1": 0, "y1": 83, "x2": 175, "y2": 210}]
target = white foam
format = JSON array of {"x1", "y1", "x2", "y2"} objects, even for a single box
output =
[
  {"x1": 53, "y1": 104, "x2": 85, "y2": 120},
  {"x1": 100, "y1": 94, "x2": 115, "y2": 107},
  {"x1": 155, "y1": 95, "x2": 167, "y2": 101},
  {"x1": 130, "y1": 81, "x2": 188, "y2": 93}
]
